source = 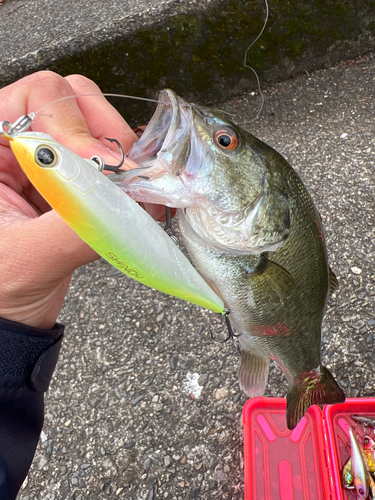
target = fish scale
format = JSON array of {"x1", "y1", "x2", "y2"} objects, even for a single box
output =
[{"x1": 120, "y1": 88, "x2": 345, "y2": 429}]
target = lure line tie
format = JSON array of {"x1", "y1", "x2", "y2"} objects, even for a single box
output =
[{"x1": 0, "y1": 114, "x2": 33, "y2": 137}]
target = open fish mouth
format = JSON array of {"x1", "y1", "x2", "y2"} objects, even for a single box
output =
[{"x1": 121, "y1": 89, "x2": 195, "y2": 207}]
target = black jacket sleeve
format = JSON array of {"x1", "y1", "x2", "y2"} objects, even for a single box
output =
[{"x1": 0, "y1": 317, "x2": 64, "y2": 500}]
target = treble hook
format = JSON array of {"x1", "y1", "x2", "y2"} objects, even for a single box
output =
[
  {"x1": 91, "y1": 137, "x2": 124, "y2": 172},
  {"x1": 0, "y1": 115, "x2": 33, "y2": 138},
  {"x1": 164, "y1": 207, "x2": 179, "y2": 245},
  {"x1": 210, "y1": 310, "x2": 242, "y2": 343}
]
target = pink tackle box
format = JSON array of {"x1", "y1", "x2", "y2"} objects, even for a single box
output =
[{"x1": 243, "y1": 397, "x2": 375, "y2": 500}]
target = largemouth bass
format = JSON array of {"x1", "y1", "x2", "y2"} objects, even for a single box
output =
[{"x1": 119, "y1": 89, "x2": 345, "y2": 429}]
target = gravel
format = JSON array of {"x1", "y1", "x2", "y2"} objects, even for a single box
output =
[{"x1": 18, "y1": 53, "x2": 375, "y2": 499}]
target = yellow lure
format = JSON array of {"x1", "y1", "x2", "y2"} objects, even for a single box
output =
[{"x1": 4, "y1": 128, "x2": 225, "y2": 314}]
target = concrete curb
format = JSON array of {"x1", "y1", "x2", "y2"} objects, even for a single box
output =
[{"x1": 1, "y1": 0, "x2": 375, "y2": 121}]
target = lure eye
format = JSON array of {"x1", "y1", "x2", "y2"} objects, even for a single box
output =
[
  {"x1": 214, "y1": 129, "x2": 239, "y2": 151},
  {"x1": 35, "y1": 145, "x2": 58, "y2": 168}
]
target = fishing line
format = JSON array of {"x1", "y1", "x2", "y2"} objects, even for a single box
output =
[
  {"x1": 17, "y1": 1, "x2": 269, "y2": 130},
  {"x1": 4, "y1": 92, "x2": 172, "y2": 136},
  {"x1": 241, "y1": 0, "x2": 269, "y2": 123},
  {"x1": 213, "y1": 0, "x2": 269, "y2": 125},
  {"x1": 30, "y1": 92, "x2": 170, "y2": 120}
]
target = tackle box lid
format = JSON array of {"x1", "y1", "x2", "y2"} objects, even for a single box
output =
[{"x1": 243, "y1": 397, "x2": 375, "y2": 500}]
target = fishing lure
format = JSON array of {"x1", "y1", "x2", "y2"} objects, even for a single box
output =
[
  {"x1": 0, "y1": 115, "x2": 225, "y2": 314},
  {"x1": 348, "y1": 427, "x2": 370, "y2": 499},
  {"x1": 353, "y1": 415, "x2": 375, "y2": 429}
]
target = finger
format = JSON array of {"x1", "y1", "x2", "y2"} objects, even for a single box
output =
[
  {"x1": 3, "y1": 210, "x2": 99, "y2": 284},
  {"x1": 142, "y1": 204, "x2": 177, "y2": 222},
  {"x1": 31, "y1": 211, "x2": 100, "y2": 274},
  {"x1": 0, "y1": 72, "x2": 127, "y2": 163},
  {"x1": 64, "y1": 74, "x2": 138, "y2": 153},
  {"x1": 143, "y1": 203, "x2": 166, "y2": 221}
]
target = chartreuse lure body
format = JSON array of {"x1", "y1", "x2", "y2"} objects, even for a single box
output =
[{"x1": 4, "y1": 129, "x2": 225, "y2": 314}]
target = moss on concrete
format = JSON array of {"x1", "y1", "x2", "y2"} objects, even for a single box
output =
[{"x1": 45, "y1": 0, "x2": 375, "y2": 123}]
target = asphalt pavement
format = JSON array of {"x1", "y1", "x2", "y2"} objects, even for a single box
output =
[{"x1": 17, "y1": 54, "x2": 375, "y2": 500}]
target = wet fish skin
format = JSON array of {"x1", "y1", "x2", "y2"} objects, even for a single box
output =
[{"x1": 122, "y1": 89, "x2": 345, "y2": 429}]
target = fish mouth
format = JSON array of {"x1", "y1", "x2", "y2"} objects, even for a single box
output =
[{"x1": 121, "y1": 89, "x2": 194, "y2": 206}]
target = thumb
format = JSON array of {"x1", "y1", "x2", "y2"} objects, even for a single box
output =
[
  {"x1": 0, "y1": 210, "x2": 99, "y2": 328},
  {"x1": 1, "y1": 210, "x2": 99, "y2": 309},
  {"x1": 22, "y1": 210, "x2": 100, "y2": 280}
]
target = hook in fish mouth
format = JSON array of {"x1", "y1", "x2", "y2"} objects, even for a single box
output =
[
  {"x1": 124, "y1": 89, "x2": 193, "y2": 179},
  {"x1": 115, "y1": 90, "x2": 196, "y2": 208}
]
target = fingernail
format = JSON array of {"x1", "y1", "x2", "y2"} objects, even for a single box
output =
[
  {"x1": 94, "y1": 141, "x2": 123, "y2": 160},
  {"x1": 107, "y1": 147, "x2": 122, "y2": 161}
]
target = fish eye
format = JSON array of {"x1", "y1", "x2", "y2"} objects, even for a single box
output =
[
  {"x1": 35, "y1": 145, "x2": 58, "y2": 168},
  {"x1": 214, "y1": 129, "x2": 239, "y2": 151}
]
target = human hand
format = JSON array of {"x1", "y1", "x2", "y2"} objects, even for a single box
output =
[{"x1": 0, "y1": 71, "x2": 139, "y2": 329}]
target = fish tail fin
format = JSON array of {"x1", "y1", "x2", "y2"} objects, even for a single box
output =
[
  {"x1": 238, "y1": 350, "x2": 269, "y2": 397},
  {"x1": 286, "y1": 365, "x2": 345, "y2": 430}
]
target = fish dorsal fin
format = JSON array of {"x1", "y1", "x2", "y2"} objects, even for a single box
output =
[{"x1": 329, "y1": 267, "x2": 338, "y2": 295}]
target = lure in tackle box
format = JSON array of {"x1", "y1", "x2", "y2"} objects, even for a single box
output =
[{"x1": 0, "y1": 115, "x2": 225, "y2": 314}]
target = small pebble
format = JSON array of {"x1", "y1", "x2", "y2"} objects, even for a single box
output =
[
  {"x1": 233, "y1": 393, "x2": 241, "y2": 403},
  {"x1": 144, "y1": 457, "x2": 152, "y2": 470},
  {"x1": 132, "y1": 395, "x2": 144, "y2": 405},
  {"x1": 351, "y1": 266, "x2": 362, "y2": 274},
  {"x1": 169, "y1": 354, "x2": 179, "y2": 370},
  {"x1": 215, "y1": 386, "x2": 229, "y2": 400},
  {"x1": 189, "y1": 486, "x2": 201, "y2": 498},
  {"x1": 353, "y1": 320, "x2": 365, "y2": 330},
  {"x1": 212, "y1": 470, "x2": 228, "y2": 481},
  {"x1": 124, "y1": 442, "x2": 136, "y2": 449}
]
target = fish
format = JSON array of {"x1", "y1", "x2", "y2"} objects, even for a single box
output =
[
  {"x1": 118, "y1": 88, "x2": 345, "y2": 429},
  {"x1": 349, "y1": 428, "x2": 370, "y2": 499}
]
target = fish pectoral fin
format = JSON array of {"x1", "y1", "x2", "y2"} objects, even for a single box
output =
[
  {"x1": 238, "y1": 350, "x2": 269, "y2": 397},
  {"x1": 329, "y1": 267, "x2": 338, "y2": 295},
  {"x1": 286, "y1": 365, "x2": 345, "y2": 430},
  {"x1": 246, "y1": 255, "x2": 295, "y2": 304}
]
